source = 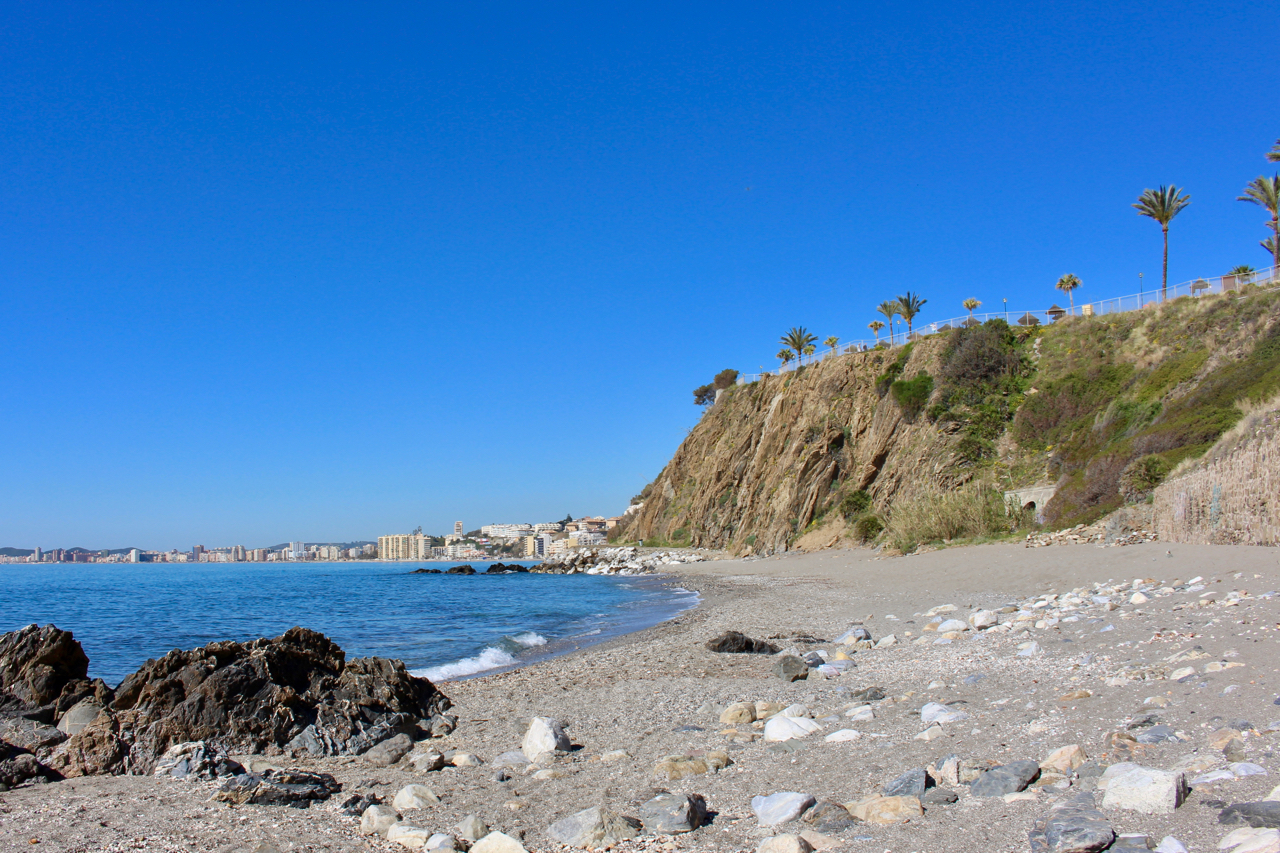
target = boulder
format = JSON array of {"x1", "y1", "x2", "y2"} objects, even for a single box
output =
[
  {"x1": 1218, "y1": 828, "x2": 1280, "y2": 852},
  {"x1": 410, "y1": 749, "x2": 447, "y2": 772},
  {"x1": 213, "y1": 769, "x2": 341, "y2": 806},
  {"x1": 364, "y1": 733, "x2": 414, "y2": 766},
  {"x1": 151, "y1": 740, "x2": 244, "y2": 779},
  {"x1": 387, "y1": 824, "x2": 434, "y2": 849},
  {"x1": 653, "y1": 751, "x2": 732, "y2": 780},
  {"x1": 1041, "y1": 745, "x2": 1088, "y2": 775},
  {"x1": 1220, "y1": 802, "x2": 1280, "y2": 828},
  {"x1": 752, "y1": 791, "x2": 816, "y2": 827},
  {"x1": 470, "y1": 833, "x2": 527, "y2": 853},
  {"x1": 920, "y1": 702, "x2": 969, "y2": 724},
  {"x1": 393, "y1": 784, "x2": 440, "y2": 809},
  {"x1": 360, "y1": 804, "x2": 402, "y2": 837},
  {"x1": 0, "y1": 624, "x2": 94, "y2": 712},
  {"x1": 763, "y1": 715, "x2": 821, "y2": 742},
  {"x1": 1101, "y1": 767, "x2": 1187, "y2": 814},
  {"x1": 970, "y1": 760, "x2": 1041, "y2": 797},
  {"x1": 883, "y1": 768, "x2": 928, "y2": 798},
  {"x1": 970, "y1": 610, "x2": 999, "y2": 630},
  {"x1": 921, "y1": 788, "x2": 959, "y2": 805},
  {"x1": 446, "y1": 565, "x2": 476, "y2": 574},
  {"x1": 546, "y1": 806, "x2": 641, "y2": 847},
  {"x1": 1027, "y1": 792, "x2": 1115, "y2": 853},
  {"x1": 107, "y1": 627, "x2": 449, "y2": 773},
  {"x1": 801, "y1": 801, "x2": 859, "y2": 833},
  {"x1": 56, "y1": 697, "x2": 104, "y2": 736},
  {"x1": 757, "y1": 835, "x2": 814, "y2": 853},
  {"x1": 845, "y1": 795, "x2": 923, "y2": 825},
  {"x1": 638, "y1": 792, "x2": 707, "y2": 834},
  {"x1": 0, "y1": 715, "x2": 66, "y2": 753},
  {"x1": 936, "y1": 619, "x2": 969, "y2": 633},
  {"x1": 704, "y1": 632, "x2": 780, "y2": 654},
  {"x1": 774, "y1": 656, "x2": 810, "y2": 682},
  {"x1": 521, "y1": 717, "x2": 570, "y2": 761},
  {"x1": 0, "y1": 741, "x2": 54, "y2": 788},
  {"x1": 720, "y1": 702, "x2": 757, "y2": 725},
  {"x1": 47, "y1": 709, "x2": 127, "y2": 777}
]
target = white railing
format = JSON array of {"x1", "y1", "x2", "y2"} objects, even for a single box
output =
[{"x1": 736, "y1": 264, "x2": 1278, "y2": 383}]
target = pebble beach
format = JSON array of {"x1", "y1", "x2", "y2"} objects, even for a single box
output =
[{"x1": 5, "y1": 540, "x2": 1280, "y2": 853}]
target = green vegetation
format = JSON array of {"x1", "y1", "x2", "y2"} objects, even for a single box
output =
[
  {"x1": 928, "y1": 319, "x2": 1032, "y2": 464},
  {"x1": 693, "y1": 368, "x2": 740, "y2": 406},
  {"x1": 875, "y1": 343, "x2": 913, "y2": 396},
  {"x1": 1055, "y1": 274, "x2": 1081, "y2": 315},
  {"x1": 896, "y1": 291, "x2": 927, "y2": 338},
  {"x1": 885, "y1": 481, "x2": 1032, "y2": 554},
  {"x1": 890, "y1": 372, "x2": 934, "y2": 420},
  {"x1": 852, "y1": 514, "x2": 884, "y2": 543},
  {"x1": 781, "y1": 327, "x2": 818, "y2": 364},
  {"x1": 876, "y1": 301, "x2": 900, "y2": 345},
  {"x1": 1238, "y1": 174, "x2": 1280, "y2": 269},
  {"x1": 839, "y1": 489, "x2": 871, "y2": 519}
]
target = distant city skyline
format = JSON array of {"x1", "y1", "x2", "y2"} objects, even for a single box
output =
[{"x1": 3, "y1": 3, "x2": 1275, "y2": 549}]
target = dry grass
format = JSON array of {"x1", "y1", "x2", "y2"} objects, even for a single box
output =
[{"x1": 885, "y1": 481, "x2": 1031, "y2": 553}]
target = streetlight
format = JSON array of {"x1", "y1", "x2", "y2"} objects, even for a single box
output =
[
  {"x1": 1138, "y1": 273, "x2": 1143, "y2": 308},
  {"x1": 1003, "y1": 298, "x2": 1008, "y2": 322}
]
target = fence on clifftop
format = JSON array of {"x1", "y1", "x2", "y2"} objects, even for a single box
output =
[{"x1": 737, "y1": 264, "x2": 1279, "y2": 383}]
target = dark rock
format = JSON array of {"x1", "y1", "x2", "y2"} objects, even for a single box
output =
[
  {"x1": 0, "y1": 740, "x2": 58, "y2": 787},
  {"x1": 883, "y1": 768, "x2": 928, "y2": 798},
  {"x1": 362, "y1": 733, "x2": 413, "y2": 766},
  {"x1": 801, "y1": 651, "x2": 825, "y2": 667},
  {"x1": 638, "y1": 792, "x2": 707, "y2": 834},
  {"x1": 152, "y1": 740, "x2": 244, "y2": 779},
  {"x1": 1126, "y1": 713, "x2": 1160, "y2": 730},
  {"x1": 484, "y1": 563, "x2": 528, "y2": 574},
  {"x1": 446, "y1": 565, "x2": 476, "y2": 575},
  {"x1": 673, "y1": 725, "x2": 704, "y2": 732},
  {"x1": 704, "y1": 632, "x2": 780, "y2": 654},
  {"x1": 773, "y1": 656, "x2": 810, "y2": 682},
  {"x1": 920, "y1": 788, "x2": 958, "y2": 806},
  {"x1": 426, "y1": 713, "x2": 457, "y2": 738},
  {"x1": 108, "y1": 627, "x2": 449, "y2": 773},
  {"x1": 493, "y1": 769, "x2": 511, "y2": 782},
  {"x1": 409, "y1": 568, "x2": 442, "y2": 574},
  {"x1": 1203, "y1": 799, "x2": 1228, "y2": 809},
  {"x1": 1218, "y1": 801, "x2": 1280, "y2": 828},
  {"x1": 803, "y1": 800, "x2": 859, "y2": 832},
  {"x1": 1028, "y1": 792, "x2": 1115, "y2": 853},
  {"x1": 47, "y1": 709, "x2": 127, "y2": 777},
  {"x1": 0, "y1": 716, "x2": 67, "y2": 754},
  {"x1": 1109, "y1": 835, "x2": 1156, "y2": 852},
  {"x1": 847, "y1": 686, "x2": 887, "y2": 702},
  {"x1": 339, "y1": 792, "x2": 382, "y2": 816},
  {"x1": 970, "y1": 760, "x2": 1041, "y2": 797},
  {"x1": 214, "y1": 769, "x2": 341, "y2": 808}
]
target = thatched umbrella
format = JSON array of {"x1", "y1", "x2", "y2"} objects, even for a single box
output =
[
  {"x1": 1017, "y1": 312, "x2": 1041, "y2": 326},
  {"x1": 1046, "y1": 304, "x2": 1067, "y2": 321}
]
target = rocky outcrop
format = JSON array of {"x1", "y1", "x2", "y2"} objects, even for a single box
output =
[
  {"x1": 531, "y1": 547, "x2": 706, "y2": 575},
  {"x1": 107, "y1": 627, "x2": 450, "y2": 773},
  {"x1": 630, "y1": 342, "x2": 958, "y2": 555},
  {"x1": 0, "y1": 624, "x2": 111, "y2": 719}
]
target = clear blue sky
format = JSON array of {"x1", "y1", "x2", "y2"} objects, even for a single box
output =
[{"x1": 2, "y1": 1, "x2": 1276, "y2": 550}]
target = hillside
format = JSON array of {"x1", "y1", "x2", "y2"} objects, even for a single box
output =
[{"x1": 625, "y1": 286, "x2": 1280, "y2": 555}]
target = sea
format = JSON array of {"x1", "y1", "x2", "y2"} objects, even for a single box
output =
[{"x1": 0, "y1": 561, "x2": 698, "y2": 686}]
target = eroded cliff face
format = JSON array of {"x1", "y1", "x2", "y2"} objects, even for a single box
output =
[{"x1": 631, "y1": 339, "x2": 968, "y2": 555}]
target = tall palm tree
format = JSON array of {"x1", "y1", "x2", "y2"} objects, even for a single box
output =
[
  {"x1": 1238, "y1": 175, "x2": 1280, "y2": 271},
  {"x1": 896, "y1": 291, "x2": 927, "y2": 338},
  {"x1": 780, "y1": 327, "x2": 817, "y2": 364},
  {"x1": 1133, "y1": 185, "x2": 1191, "y2": 299},
  {"x1": 868, "y1": 319, "x2": 885, "y2": 345},
  {"x1": 876, "y1": 302, "x2": 900, "y2": 345},
  {"x1": 1055, "y1": 274, "x2": 1082, "y2": 315},
  {"x1": 963, "y1": 298, "x2": 981, "y2": 321},
  {"x1": 1269, "y1": 139, "x2": 1280, "y2": 163},
  {"x1": 1229, "y1": 265, "x2": 1256, "y2": 275}
]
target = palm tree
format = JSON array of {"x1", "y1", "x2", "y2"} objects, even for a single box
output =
[
  {"x1": 803, "y1": 344, "x2": 816, "y2": 362},
  {"x1": 1229, "y1": 265, "x2": 1256, "y2": 275},
  {"x1": 1264, "y1": 235, "x2": 1277, "y2": 262},
  {"x1": 1055, "y1": 274, "x2": 1082, "y2": 315},
  {"x1": 868, "y1": 320, "x2": 885, "y2": 345},
  {"x1": 1238, "y1": 175, "x2": 1280, "y2": 271},
  {"x1": 896, "y1": 291, "x2": 927, "y2": 338},
  {"x1": 963, "y1": 298, "x2": 981, "y2": 321},
  {"x1": 1133, "y1": 185, "x2": 1191, "y2": 299},
  {"x1": 823, "y1": 336, "x2": 839, "y2": 359},
  {"x1": 1269, "y1": 139, "x2": 1280, "y2": 163},
  {"x1": 780, "y1": 327, "x2": 817, "y2": 364},
  {"x1": 777, "y1": 349, "x2": 794, "y2": 369},
  {"x1": 875, "y1": 302, "x2": 900, "y2": 345}
]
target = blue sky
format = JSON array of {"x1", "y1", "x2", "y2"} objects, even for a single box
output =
[{"x1": 2, "y1": 1, "x2": 1276, "y2": 550}]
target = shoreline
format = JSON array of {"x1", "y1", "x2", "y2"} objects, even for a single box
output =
[{"x1": 7, "y1": 540, "x2": 1280, "y2": 852}]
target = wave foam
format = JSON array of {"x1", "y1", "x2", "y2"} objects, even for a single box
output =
[{"x1": 413, "y1": 631, "x2": 548, "y2": 682}]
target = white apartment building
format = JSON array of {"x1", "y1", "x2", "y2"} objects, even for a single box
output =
[{"x1": 379, "y1": 533, "x2": 433, "y2": 561}]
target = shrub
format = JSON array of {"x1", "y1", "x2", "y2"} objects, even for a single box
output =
[
  {"x1": 840, "y1": 490, "x2": 871, "y2": 519},
  {"x1": 875, "y1": 344, "x2": 913, "y2": 396},
  {"x1": 1118, "y1": 454, "x2": 1170, "y2": 503},
  {"x1": 890, "y1": 372, "x2": 934, "y2": 420},
  {"x1": 852, "y1": 514, "x2": 883, "y2": 542}
]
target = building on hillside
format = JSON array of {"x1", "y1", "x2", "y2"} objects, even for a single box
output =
[
  {"x1": 378, "y1": 532, "x2": 432, "y2": 561},
  {"x1": 569, "y1": 531, "x2": 607, "y2": 548},
  {"x1": 454, "y1": 521, "x2": 464, "y2": 536}
]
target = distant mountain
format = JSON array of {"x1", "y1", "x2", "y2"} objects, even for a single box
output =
[{"x1": 0, "y1": 547, "x2": 34, "y2": 557}]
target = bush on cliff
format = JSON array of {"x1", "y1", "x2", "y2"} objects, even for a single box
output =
[
  {"x1": 885, "y1": 481, "x2": 1031, "y2": 553},
  {"x1": 890, "y1": 372, "x2": 934, "y2": 420}
]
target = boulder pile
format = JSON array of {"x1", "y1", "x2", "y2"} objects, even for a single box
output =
[{"x1": 530, "y1": 546, "x2": 706, "y2": 575}]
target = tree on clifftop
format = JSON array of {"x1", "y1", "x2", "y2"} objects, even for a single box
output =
[
  {"x1": 1055, "y1": 274, "x2": 1081, "y2": 315},
  {"x1": 1268, "y1": 139, "x2": 1280, "y2": 163},
  {"x1": 780, "y1": 327, "x2": 817, "y2": 364},
  {"x1": 963, "y1": 298, "x2": 981, "y2": 322},
  {"x1": 876, "y1": 302, "x2": 900, "y2": 345},
  {"x1": 1238, "y1": 174, "x2": 1280, "y2": 270},
  {"x1": 868, "y1": 319, "x2": 885, "y2": 345},
  {"x1": 777, "y1": 348, "x2": 794, "y2": 369},
  {"x1": 896, "y1": 291, "x2": 927, "y2": 339},
  {"x1": 1133, "y1": 184, "x2": 1191, "y2": 299},
  {"x1": 693, "y1": 369, "x2": 740, "y2": 406}
]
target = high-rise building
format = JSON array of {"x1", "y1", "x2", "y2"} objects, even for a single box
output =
[
  {"x1": 128, "y1": 549, "x2": 140, "y2": 563},
  {"x1": 378, "y1": 533, "x2": 432, "y2": 561},
  {"x1": 34, "y1": 547, "x2": 42, "y2": 562},
  {"x1": 193, "y1": 545, "x2": 205, "y2": 562},
  {"x1": 453, "y1": 521, "x2": 464, "y2": 536}
]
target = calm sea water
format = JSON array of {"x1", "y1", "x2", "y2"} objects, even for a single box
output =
[{"x1": 0, "y1": 561, "x2": 697, "y2": 685}]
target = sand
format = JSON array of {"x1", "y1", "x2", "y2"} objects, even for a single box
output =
[{"x1": 4, "y1": 540, "x2": 1280, "y2": 853}]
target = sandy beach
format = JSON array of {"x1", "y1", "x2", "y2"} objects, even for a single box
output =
[{"x1": 5, "y1": 540, "x2": 1280, "y2": 853}]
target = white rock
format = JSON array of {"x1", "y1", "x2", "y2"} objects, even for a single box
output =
[
  {"x1": 874, "y1": 634, "x2": 896, "y2": 648},
  {"x1": 936, "y1": 618, "x2": 969, "y2": 633},
  {"x1": 1097, "y1": 762, "x2": 1140, "y2": 792},
  {"x1": 360, "y1": 804, "x2": 401, "y2": 837},
  {"x1": 1235, "y1": 831, "x2": 1280, "y2": 853},
  {"x1": 780, "y1": 704, "x2": 812, "y2": 719},
  {"x1": 757, "y1": 834, "x2": 814, "y2": 853},
  {"x1": 1169, "y1": 666, "x2": 1196, "y2": 681},
  {"x1": 1221, "y1": 828, "x2": 1280, "y2": 851},
  {"x1": 915, "y1": 724, "x2": 944, "y2": 741},
  {"x1": 1231, "y1": 763, "x2": 1268, "y2": 777},
  {"x1": 1154, "y1": 837, "x2": 1189, "y2": 853},
  {"x1": 1017, "y1": 641, "x2": 1041, "y2": 657},
  {"x1": 824, "y1": 729, "x2": 862, "y2": 743},
  {"x1": 752, "y1": 792, "x2": 817, "y2": 827},
  {"x1": 970, "y1": 610, "x2": 999, "y2": 630},
  {"x1": 393, "y1": 784, "x2": 440, "y2": 810},
  {"x1": 920, "y1": 702, "x2": 969, "y2": 724},
  {"x1": 470, "y1": 832, "x2": 528, "y2": 853},
  {"x1": 425, "y1": 833, "x2": 457, "y2": 851},
  {"x1": 1131, "y1": 592, "x2": 1150, "y2": 604},
  {"x1": 387, "y1": 824, "x2": 434, "y2": 850},
  {"x1": 1191, "y1": 769, "x2": 1237, "y2": 785},
  {"x1": 764, "y1": 715, "x2": 821, "y2": 742},
  {"x1": 521, "y1": 717, "x2": 570, "y2": 761},
  {"x1": 1266, "y1": 783, "x2": 1280, "y2": 802},
  {"x1": 844, "y1": 705, "x2": 874, "y2": 722},
  {"x1": 1101, "y1": 766, "x2": 1188, "y2": 814}
]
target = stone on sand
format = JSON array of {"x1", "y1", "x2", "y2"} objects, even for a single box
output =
[
  {"x1": 721, "y1": 702, "x2": 757, "y2": 725},
  {"x1": 387, "y1": 824, "x2": 434, "y2": 849},
  {"x1": 393, "y1": 784, "x2": 440, "y2": 810},
  {"x1": 469, "y1": 832, "x2": 527, "y2": 853},
  {"x1": 1101, "y1": 767, "x2": 1187, "y2": 814},
  {"x1": 845, "y1": 794, "x2": 923, "y2": 825},
  {"x1": 638, "y1": 792, "x2": 707, "y2": 834},
  {"x1": 1041, "y1": 745, "x2": 1089, "y2": 775},
  {"x1": 752, "y1": 792, "x2": 816, "y2": 827},
  {"x1": 364, "y1": 733, "x2": 413, "y2": 766},
  {"x1": 546, "y1": 806, "x2": 640, "y2": 847},
  {"x1": 521, "y1": 717, "x2": 570, "y2": 761},
  {"x1": 653, "y1": 751, "x2": 732, "y2": 780},
  {"x1": 360, "y1": 804, "x2": 401, "y2": 837},
  {"x1": 970, "y1": 760, "x2": 1041, "y2": 797},
  {"x1": 764, "y1": 715, "x2": 821, "y2": 742},
  {"x1": 757, "y1": 835, "x2": 813, "y2": 853},
  {"x1": 1027, "y1": 792, "x2": 1114, "y2": 853}
]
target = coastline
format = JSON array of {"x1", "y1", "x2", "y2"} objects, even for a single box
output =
[{"x1": 7, "y1": 540, "x2": 1280, "y2": 852}]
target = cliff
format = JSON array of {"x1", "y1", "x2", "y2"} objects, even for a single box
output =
[{"x1": 630, "y1": 285, "x2": 1280, "y2": 555}]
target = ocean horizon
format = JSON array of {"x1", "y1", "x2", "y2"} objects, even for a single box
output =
[{"x1": 0, "y1": 560, "x2": 698, "y2": 686}]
